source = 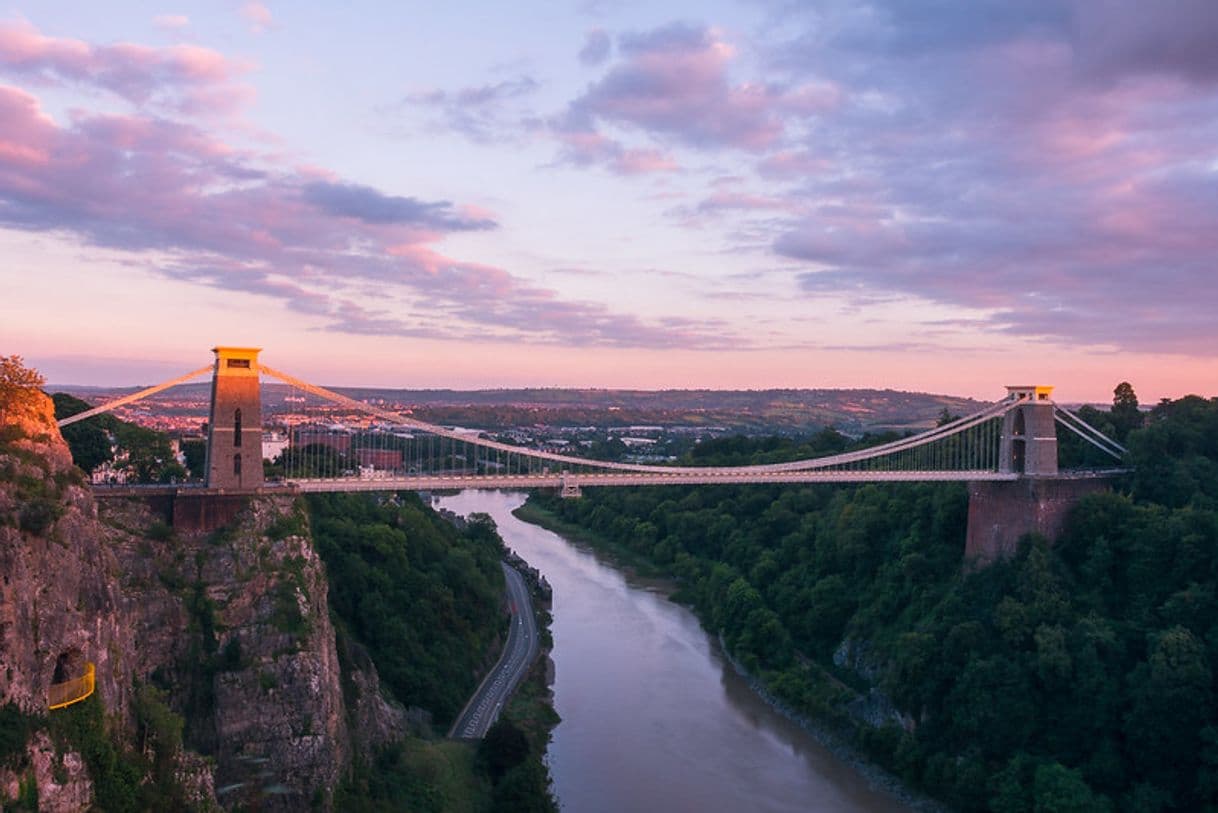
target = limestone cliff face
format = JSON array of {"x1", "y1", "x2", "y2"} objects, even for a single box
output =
[
  {"x1": 1, "y1": 389, "x2": 402, "y2": 810},
  {"x1": 0, "y1": 389, "x2": 135, "y2": 723},
  {"x1": 102, "y1": 496, "x2": 352, "y2": 810}
]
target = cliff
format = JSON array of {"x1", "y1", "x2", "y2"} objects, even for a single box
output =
[{"x1": 0, "y1": 384, "x2": 402, "y2": 810}]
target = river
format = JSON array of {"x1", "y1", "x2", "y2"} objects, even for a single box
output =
[{"x1": 435, "y1": 490, "x2": 912, "y2": 813}]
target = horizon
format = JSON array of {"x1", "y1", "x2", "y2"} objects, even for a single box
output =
[
  {"x1": 3, "y1": 3, "x2": 1217, "y2": 404},
  {"x1": 44, "y1": 370, "x2": 1191, "y2": 410}
]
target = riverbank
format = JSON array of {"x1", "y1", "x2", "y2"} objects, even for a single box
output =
[
  {"x1": 512, "y1": 499, "x2": 669, "y2": 580},
  {"x1": 514, "y1": 494, "x2": 944, "y2": 813}
]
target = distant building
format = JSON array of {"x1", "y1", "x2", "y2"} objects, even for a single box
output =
[
  {"x1": 292, "y1": 428, "x2": 352, "y2": 453},
  {"x1": 356, "y1": 448, "x2": 402, "y2": 470}
]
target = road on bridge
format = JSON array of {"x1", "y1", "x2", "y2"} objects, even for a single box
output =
[{"x1": 449, "y1": 562, "x2": 539, "y2": 739}]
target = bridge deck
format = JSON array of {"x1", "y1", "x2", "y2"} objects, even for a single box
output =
[{"x1": 89, "y1": 469, "x2": 1127, "y2": 498}]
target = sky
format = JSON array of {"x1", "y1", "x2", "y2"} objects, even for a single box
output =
[{"x1": 0, "y1": 1, "x2": 1215, "y2": 402}]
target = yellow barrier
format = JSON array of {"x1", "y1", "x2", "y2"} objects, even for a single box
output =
[{"x1": 48, "y1": 662, "x2": 95, "y2": 711}]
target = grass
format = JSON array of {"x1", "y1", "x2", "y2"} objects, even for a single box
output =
[
  {"x1": 335, "y1": 737, "x2": 492, "y2": 813},
  {"x1": 401, "y1": 739, "x2": 488, "y2": 813}
]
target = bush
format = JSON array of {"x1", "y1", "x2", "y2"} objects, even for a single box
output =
[
  {"x1": 0, "y1": 703, "x2": 35, "y2": 767},
  {"x1": 18, "y1": 497, "x2": 61, "y2": 534}
]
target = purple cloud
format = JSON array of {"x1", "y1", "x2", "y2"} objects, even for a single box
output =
[
  {"x1": 744, "y1": 1, "x2": 1218, "y2": 353},
  {"x1": 544, "y1": 21, "x2": 842, "y2": 175},
  {"x1": 579, "y1": 29, "x2": 611, "y2": 66},
  {"x1": 566, "y1": 22, "x2": 786, "y2": 150},
  {"x1": 551, "y1": 128, "x2": 678, "y2": 175},
  {"x1": 1070, "y1": 0, "x2": 1218, "y2": 85},
  {"x1": 302, "y1": 182, "x2": 495, "y2": 231},
  {"x1": 402, "y1": 76, "x2": 539, "y2": 143}
]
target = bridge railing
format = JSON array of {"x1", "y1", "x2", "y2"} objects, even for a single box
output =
[{"x1": 48, "y1": 661, "x2": 96, "y2": 710}]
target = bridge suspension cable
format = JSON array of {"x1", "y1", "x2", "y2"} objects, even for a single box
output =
[
  {"x1": 1053, "y1": 407, "x2": 1127, "y2": 460},
  {"x1": 261, "y1": 364, "x2": 1028, "y2": 479},
  {"x1": 748, "y1": 397, "x2": 1022, "y2": 472},
  {"x1": 56, "y1": 365, "x2": 213, "y2": 427}
]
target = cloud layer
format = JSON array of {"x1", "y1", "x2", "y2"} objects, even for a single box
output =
[
  {"x1": 0, "y1": 20, "x2": 734, "y2": 350},
  {"x1": 761, "y1": 0, "x2": 1218, "y2": 352},
  {"x1": 4, "y1": 6, "x2": 1218, "y2": 362},
  {"x1": 516, "y1": 5, "x2": 1218, "y2": 352}
]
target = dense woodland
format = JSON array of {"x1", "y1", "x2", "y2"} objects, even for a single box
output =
[
  {"x1": 52, "y1": 392, "x2": 186, "y2": 483},
  {"x1": 533, "y1": 387, "x2": 1218, "y2": 812},
  {"x1": 307, "y1": 492, "x2": 506, "y2": 727},
  {"x1": 307, "y1": 492, "x2": 557, "y2": 812}
]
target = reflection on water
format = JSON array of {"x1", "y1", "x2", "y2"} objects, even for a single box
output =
[{"x1": 435, "y1": 490, "x2": 911, "y2": 813}]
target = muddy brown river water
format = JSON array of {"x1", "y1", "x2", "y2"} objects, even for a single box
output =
[{"x1": 435, "y1": 490, "x2": 913, "y2": 813}]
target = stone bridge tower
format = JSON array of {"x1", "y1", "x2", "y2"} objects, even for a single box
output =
[
  {"x1": 965, "y1": 384, "x2": 1107, "y2": 566},
  {"x1": 999, "y1": 386, "x2": 1058, "y2": 476},
  {"x1": 204, "y1": 347, "x2": 263, "y2": 490}
]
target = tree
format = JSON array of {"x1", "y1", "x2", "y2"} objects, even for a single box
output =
[
  {"x1": 112, "y1": 422, "x2": 180, "y2": 483},
  {"x1": 1124, "y1": 626, "x2": 1213, "y2": 788},
  {"x1": 180, "y1": 439, "x2": 206, "y2": 477},
  {"x1": 1032, "y1": 762, "x2": 1110, "y2": 813},
  {"x1": 1111, "y1": 382, "x2": 1143, "y2": 440},
  {"x1": 479, "y1": 718, "x2": 531, "y2": 781},
  {"x1": 52, "y1": 393, "x2": 115, "y2": 473},
  {"x1": 491, "y1": 760, "x2": 556, "y2": 813},
  {"x1": 0, "y1": 355, "x2": 45, "y2": 425}
]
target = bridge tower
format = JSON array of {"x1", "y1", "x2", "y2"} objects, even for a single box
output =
[
  {"x1": 999, "y1": 386, "x2": 1058, "y2": 476},
  {"x1": 204, "y1": 347, "x2": 263, "y2": 490},
  {"x1": 966, "y1": 384, "x2": 1105, "y2": 565}
]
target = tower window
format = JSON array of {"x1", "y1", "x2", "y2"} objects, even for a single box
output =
[
  {"x1": 234, "y1": 408, "x2": 242, "y2": 447},
  {"x1": 227, "y1": 359, "x2": 251, "y2": 369},
  {"x1": 234, "y1": 453, "x2": 242, "y2": 477}
]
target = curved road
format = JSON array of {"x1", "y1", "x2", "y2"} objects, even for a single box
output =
[{"x1": 449, "y1": 562, "x2": 539, "y2": 739}]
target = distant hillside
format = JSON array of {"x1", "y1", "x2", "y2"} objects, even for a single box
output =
[{"x1": 51, "y1": 383, "x2": 985, "y2": 434}]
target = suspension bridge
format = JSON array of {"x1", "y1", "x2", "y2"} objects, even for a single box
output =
[
  {"x1": 41, "y1": 348, "x2": 1129, "y2": 713},
  {"x1": 60, "y1": 347, "x2": 1126, "y2": 493},
  {"x1": 58, "y1": 347, "x2": 1127, "y2": 561}
]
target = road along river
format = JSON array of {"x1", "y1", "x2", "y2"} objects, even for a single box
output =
[
  {"x1": 449, "y1": 562, "x2": 539, "y2": 739},
  {"x1": 435, "y1": 490, "x2": 912, "y2": 813}
]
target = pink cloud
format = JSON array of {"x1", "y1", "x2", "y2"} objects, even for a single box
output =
[
  {"x1": 240, "y1": 2, "x2": 274, "y2": 34},
  {"x1": 561, "y1": 23, "x2": 841, "y2": 157},
  {"x1": 0, "y1": 68, "x2": 733, "y2": 349},
  {"x1": 0, "y1": 85, "x2": 53, "y2": 166},
  {"x1": 553, "y1": 129, "x2": 678, "y2": 175},
  {"x1": 0, "y1": 19, "x2": 250, "y2": 114}
]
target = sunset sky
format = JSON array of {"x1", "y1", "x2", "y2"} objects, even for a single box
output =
[{"x1": 1, "y1": 1, "x2": 1215, "y2": 402}]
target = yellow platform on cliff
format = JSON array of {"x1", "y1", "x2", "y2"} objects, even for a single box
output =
[{"x1": 48, "y1": 662, "x2": 95, "y2": 710}]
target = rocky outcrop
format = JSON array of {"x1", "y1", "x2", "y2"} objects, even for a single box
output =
[
  {"x1": 101, "y1": 496, "x2": 350, "y2": 810},
  {"x1": 833, "y1": 637, "x2": 915, "y2": 732},
  {"x1": 1, "y1": 387, "x2": 403, "y2": 810},
  {"x1": 0, "y1": 390, "x2": 135, "y2": 722},
  {"x1": 336, "y1": 635, "x2": 411, "y2": 762}
]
